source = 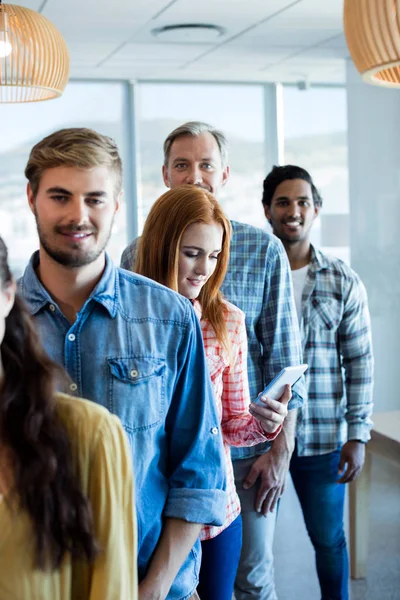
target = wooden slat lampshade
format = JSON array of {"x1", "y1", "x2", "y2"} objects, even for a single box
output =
[
  {"x1": 344, "y1": 0, "x2": 400, "y2": 87},
  {"x1": 0, "y1": 2, "x2": 69, "y2": 103}
]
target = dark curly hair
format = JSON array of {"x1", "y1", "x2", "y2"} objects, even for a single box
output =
[
  {"x1": 0, "y1": 237, "x2": 99, "y2": 569},
  {"x1": 262, "y1": 165, "x2": 323, "y2": 208}
]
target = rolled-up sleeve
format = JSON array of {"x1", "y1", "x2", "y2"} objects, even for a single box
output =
[{"x1": 163, "y1": 303, "x2": 227, "y2": 526}]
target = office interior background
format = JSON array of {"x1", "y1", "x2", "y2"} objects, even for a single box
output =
[{"x1": 1, "y1": 0, "x2": 399, "y2": 598}]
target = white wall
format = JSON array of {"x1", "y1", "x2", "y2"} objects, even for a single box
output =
[{"x1": 346, "y1": 61, "x2": 400, "y2": 412}]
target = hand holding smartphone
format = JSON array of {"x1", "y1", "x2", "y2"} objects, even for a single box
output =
[{"x1": 253, "y1": 364, "x2": 308, "y2": 405}]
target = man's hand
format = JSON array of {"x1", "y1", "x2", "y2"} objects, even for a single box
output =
[
  {"x1": 242, "y1": 407, "x2": 297, "y2": 516},
  {"x1": 337, "y1": 440, "x2": 365, "y2": 483},
  {"x1": 249, "y1": 384, "x2": 291, "y2": 434}
]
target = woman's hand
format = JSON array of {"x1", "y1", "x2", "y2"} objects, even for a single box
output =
[{"x1": 249, "y1": 384, "x2": 291, "y2": 434}]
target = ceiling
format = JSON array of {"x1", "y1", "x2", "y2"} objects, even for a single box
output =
[{"x1": 11, "y1": 0, "x2": 349, "y2": 84}]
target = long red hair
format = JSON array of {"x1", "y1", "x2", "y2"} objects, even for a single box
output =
[{"x1": 136, "y1": 184, "x2": 232, "y2": 354}]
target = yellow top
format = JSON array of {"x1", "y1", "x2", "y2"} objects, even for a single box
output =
[{"x1": 0, "y1": 393, "x2": 138, "y2": 600}]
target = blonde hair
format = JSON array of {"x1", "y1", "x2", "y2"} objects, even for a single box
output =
[
  {"x1": 136, "y1": 185, "x2": 232, "y2": 355},
  {"x1": 25, "y1": 127, "x2": 123, "y2": 197}
]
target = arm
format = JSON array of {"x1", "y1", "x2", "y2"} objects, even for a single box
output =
[
  {"x1": 142, "y1": 303, "x2": 226, "y2": 596},
  {"x1": 242, "y1": 240, "x2": 305, "y2": 512},
  {"x1": 139, "y1": 519, "x2": 202, "y2": 600},
  {"x1": 258, "y1": 239, "x2": 306, "y2": 410},
  {"x1": 88, "y1": 415, "x2": 138, "y2": 600},
  {"x1": 220, "y1": 309, "x2": 288, "y2": 446},
  {"x1": 243, "y1": 408, "x2": 297, "y2": 515},
  {"x1": 337, "y1": 275, "x2": 374, "y2": 483}
]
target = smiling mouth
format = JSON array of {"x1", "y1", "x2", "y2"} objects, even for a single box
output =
[
  {"x1": 187, "y1": 279, "x2": 205, "y2": 286},
  {"x1": 283, "y1": 221, "x2": 302, "y2": 228},
  {"x1": 59, "y1": 231, "x2": 93, "y2": 240}
]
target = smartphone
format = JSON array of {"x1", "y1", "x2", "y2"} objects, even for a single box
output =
[{"x1": 253, "y1": 364, "x2": 308, "y2": 405}]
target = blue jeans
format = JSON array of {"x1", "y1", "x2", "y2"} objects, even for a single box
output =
[
  {"x1": 290, "y1": 445, "x2": 349, "y2": 600},
  {"x1": 197, "y1": 515, "x2": 243, "y2": 600}
]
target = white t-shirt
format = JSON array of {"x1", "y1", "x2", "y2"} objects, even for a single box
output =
[{"x1": 291, "y1": 264, "x2": 309, "y2": 323}]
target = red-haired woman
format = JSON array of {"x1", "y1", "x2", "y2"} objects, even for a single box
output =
[
  {"x1": 136, "y1": 184, "x2": 291, "y2": 600},
  {"x1": 0, "y1": 236, "x2": 137, "y2": 600}
]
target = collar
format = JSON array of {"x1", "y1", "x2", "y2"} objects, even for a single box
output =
[
  {"x1": 20, "y1": 251, "x2": 119, "y2": 318},
  {"x1": 309, "y1": 245, "x2": 330, "y2": 273}
]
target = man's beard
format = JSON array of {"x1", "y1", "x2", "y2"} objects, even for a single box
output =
[{"x1": 35, "y1": 219, "x2": 113, "y2": 268}]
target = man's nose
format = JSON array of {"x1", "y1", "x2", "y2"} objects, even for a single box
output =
[
  {"x1": 67, "y1": 199, "x2": 89, "y2": 224},
  {"x1": 287, "y1": 202, "x2": 300, "y2": 218},
  {"x1": 185, "y1": 166, "x2": 202, "y2": 185}
]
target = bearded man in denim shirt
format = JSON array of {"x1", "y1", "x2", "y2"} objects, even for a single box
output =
[{"x1": 18, "y1": 127, "x2": 227, "y2": 600}]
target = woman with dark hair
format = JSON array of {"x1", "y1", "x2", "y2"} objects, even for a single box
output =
[
  {"x1": 0, "y1": 236, "x2": 137, "y2": 599},
  {"x1": 136, "y1": 185, "x2": 291, "y2": 600}
]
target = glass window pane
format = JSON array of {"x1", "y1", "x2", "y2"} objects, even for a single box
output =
[
  {"x1": 0, "y1": 82, "x2": 126, "y2": 275},
  {"x1": 282, "y1": 86, "x2": 349, "y2": 262},
  {"x1": 137, "y1": 83, "x2": 266, "y2": 231}
]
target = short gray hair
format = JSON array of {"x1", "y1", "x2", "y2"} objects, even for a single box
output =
[{"x1": 163, "y1": 121, "x2": 229, "y2": 167}]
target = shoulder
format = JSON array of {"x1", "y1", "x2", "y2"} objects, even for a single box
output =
[
  {"x1": 317, "y1": 250, "x2": 363, "y2": 286},
  {"x1": 116, "y1": 267, "x2": 192, "y2": 324},
  {"x1": 222, "y1": 299, "x2": 246, "y2": 333},
  {"x1": 229, "y1": 220, "x2": 287, "y2": 260}
]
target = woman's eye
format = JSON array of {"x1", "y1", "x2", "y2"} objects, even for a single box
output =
[{"x1": 184, "y1": 252, "x2": 198, "y2": 258}]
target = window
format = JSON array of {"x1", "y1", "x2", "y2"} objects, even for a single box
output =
[
  {"x1": 0, "y1": 81, "x2": 126, "y2": 275},
  {"x1": 137, "y1": 83, "x2": 267, "y2": 231},
  {"x1": 282, "y1": 86, "x2": 349, "y2": 262}
]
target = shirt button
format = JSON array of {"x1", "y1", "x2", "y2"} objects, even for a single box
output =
[
  {"x1": 68, "y1": 333, "x2": 76, "y2": 342},
  {"x1": 130, "y1": 369, "x2": 138, "y2": 379},
  {"x1": 49, "y1": 304, "x2": 56, "y2": 312},
  {"x1": 211, "y1": 427, "x2": 219, "y2": 435},
  {"x1": 69, "y1": 383, "x2": 77, "y2": 392}
]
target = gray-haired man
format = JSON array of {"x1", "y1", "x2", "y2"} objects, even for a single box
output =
[{"x1": 121, "y1": 122, "x2": 305, "y2": 600}]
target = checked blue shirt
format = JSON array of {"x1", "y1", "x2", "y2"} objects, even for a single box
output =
[
  {"x1": 295, "y1": 246, "x2": 374, "y2": 456},
  {"x1": 121, "y1": 220, "x2": 306, "y2": 461}
]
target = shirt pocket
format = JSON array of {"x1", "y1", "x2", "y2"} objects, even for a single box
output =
[
  {"x1": 107, "y1": 356, "x2": 166, "y2": 433},
  {"x1": 309, "y1": 297, "x2": 342, "y2": 332}
]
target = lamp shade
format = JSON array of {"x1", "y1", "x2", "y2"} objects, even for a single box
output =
[
  {"x1": 0, "y1": 2, "x2": 69, "y2": 103},
  {"x1": 343, "y1": 0, "x2": 400, "y2": 87}
]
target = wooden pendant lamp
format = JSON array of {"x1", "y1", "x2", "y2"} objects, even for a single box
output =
[
  {"x1": 0, "y1": 1, "x2": 70, "y2": 103},
  {"x1": 344, "y1": 0, "x2": 400, "y2": 87}
]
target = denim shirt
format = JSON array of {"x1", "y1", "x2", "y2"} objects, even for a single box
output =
[{"x1": 19, "y1": 252, "x2": 227, "y2": 600}]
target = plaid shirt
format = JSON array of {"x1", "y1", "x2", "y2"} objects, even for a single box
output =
[
  {"x1": 296, "y1": 247, "x2": 374, "y2": 456},
  {"x1": 192, "y1": 299, "x2": 278, "y2": 540},
  {"x1": 120, "y1": 220, "x2": 305, "y2": 461}
]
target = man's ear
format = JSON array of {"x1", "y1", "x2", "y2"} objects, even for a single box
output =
[
  {"x1": 162, "y1": 165, "x2": 171, "y2": 189},
  {"x1": 314, "y1": 204, "x2": 321, "y2": 220},
  {"x1": 221, "y1": 165, "x2": 230, "y2": 188},
  {"x1": 115, "y1": 190, "x2": 123, "y2": 213},
  {"x1": 27, "y1": 183, "x2": 35, "y2": 214},
  {"x1": 263, "y1": 204, "x2": 271, "y2": 222}
]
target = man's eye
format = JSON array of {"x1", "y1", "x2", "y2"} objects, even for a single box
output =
[
  {"x1": 51, "y1": 195, "x2": 68, "y2": 202},
  {"x1": 175, "y1": 163, "x2": 187, "y2": 170},
  {"x1": 87, "y1": 198, "x2": 102, "y2": 205},
  {"x1": 202, "y1": 163, "x2": 213, "y2": 170}
]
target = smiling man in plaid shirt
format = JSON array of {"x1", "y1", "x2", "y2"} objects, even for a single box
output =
[
  {"x1": 263, "y1": 165, "x2": 374, "y2": 600},
  {"x1": 121, "y1": 121, "x2": 306, "y2": 600}
]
